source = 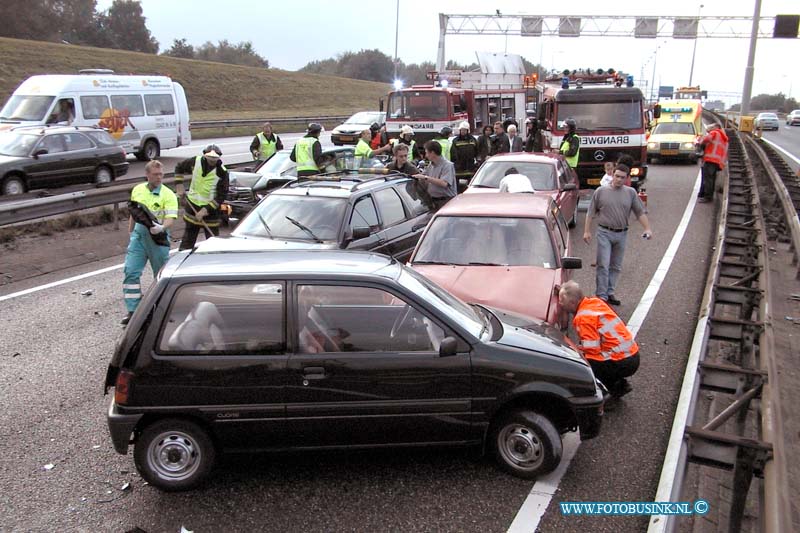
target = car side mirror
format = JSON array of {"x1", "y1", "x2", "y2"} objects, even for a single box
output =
[
  {"x1": 653, "y1": 105, "x2": 661, "y2": 119},
  {"x1": 33, "y1": 149, "x2": 48, "y2": 158},
  {"x1": 439, "y1": 336, "x2": 458, "y2": 357},
  {"x1": 561, "y1": 183, "x2": 577, "y2": 191},
  {"x1": 352, "y1": 226, "x2": 371, "y2": 240},
  {"x1": 561, "y1": 257, "x2": 582, "y2": 269}
]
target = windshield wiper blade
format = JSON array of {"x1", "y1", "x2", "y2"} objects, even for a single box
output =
[
  {"x1": 469, "y1": 184, "x2": 494, "y2": 188},
  {"x1": 412, "y1": 260, "x2": 455, "y2": 265},
  {"x1": 256, "y1": 212, "x2": 273, "y2": 238},
  {"x1": 285, "y1": 215, "x2": 323, "y2": 243},
  {"x1": 468, "y1": 262, "x2": 507, "y2": 266}
]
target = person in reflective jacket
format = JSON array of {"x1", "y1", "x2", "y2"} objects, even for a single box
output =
[
  {"x1": 558, "y1": 280, "x2": 640, "y2": 402},
  {"x1": 121, "y1": 160, "x2": 178, "y2": 325},
  {"x1": 174, "y1": 145, "x2": 229, "y2": 250}
]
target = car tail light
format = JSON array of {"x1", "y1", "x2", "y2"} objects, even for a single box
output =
[{"x1": 114, "y1": 368, "x2": 134, "y2": 405}]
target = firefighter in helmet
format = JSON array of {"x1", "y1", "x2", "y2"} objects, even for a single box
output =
[
  {"x1": 559, "y1": 118, "x2": 580, "y2": 169},
  {"x1": 434, "y1": 126, "x2": 453, "y2": 161},
  {"x1": 451, "y1": 121, "x2": 478, "y2": 192},
  {"x1": 174, "y1": 144, "x2": 229, "y2": 250}
]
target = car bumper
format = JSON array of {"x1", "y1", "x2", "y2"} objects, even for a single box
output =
[
  {"x1": 107, "y1": 399, "x2": 143, "y2": 454},
  {"x1": 113, "y1": 162, "x2": 129, "y2": 177},
  {"x1": 569, "y1": 383, "x2": 605, "y2": 440},
  {"x1": 331, "y1": 133, "x2": 359, "y2": 145}
]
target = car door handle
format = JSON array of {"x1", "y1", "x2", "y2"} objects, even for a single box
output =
[{"x1": 302, "y1": 366, "x2": 326, "y2": 380}]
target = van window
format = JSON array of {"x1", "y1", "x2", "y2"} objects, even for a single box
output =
[
  {"x1": 80, "y1": 96, "x2": 110, "y2": 119},
  {"x1": 0, "y1": 95, "x2": 55, "y2": 122},
  {"x1": 110, "y1": 95, "x2": 145, "y2": 117},
  {"x1": 145, "y1": 94, "x2": 175, "y2": 116},
  {"x1": 158, "y1": 282, "x2": 285, "y2": 355}
]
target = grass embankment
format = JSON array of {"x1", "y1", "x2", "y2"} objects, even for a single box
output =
[{"x1": 0, "y1": 37, "x2": 387, "y2": 126}]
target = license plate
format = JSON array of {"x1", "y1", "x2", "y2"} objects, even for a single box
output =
[
  {"x1": 587, "y1": 178, "x2": 601, "y2": 185},
  {"x1": 661, "y1": 149, "x2": 678, "y2": 156},
  {"x1": 338, "y1": 135, "x2": 354, "y2": 142}
]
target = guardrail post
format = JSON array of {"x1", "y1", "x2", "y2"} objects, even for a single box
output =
[{"x1": 113, "y1": 202, "x2": 120, "y2": 231}]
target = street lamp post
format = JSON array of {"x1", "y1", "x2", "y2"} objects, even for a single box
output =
[
  {"x1": 649, "y1": 42, "x2": 665, "y2": 102},
  {"x1": 689, "y1": 4, "x2": 704, "y2": 86},
  {"x1": 393, "y1": 0, "x2": 400, "y2": 80}
]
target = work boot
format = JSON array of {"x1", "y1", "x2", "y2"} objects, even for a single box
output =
[
  {"x1": 607, "y1": 295, "x2": 621, "y2": 306},
  {"x1": 120, "y1": 312, "x2": 133, "y2": 326},
  {"x1": 610, "y1": 379, "x2": 633, "y2": 398}
]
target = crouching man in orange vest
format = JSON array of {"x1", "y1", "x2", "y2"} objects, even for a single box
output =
[{"x1": 558, "y1": 280, "x2": 640, "y2": 403}]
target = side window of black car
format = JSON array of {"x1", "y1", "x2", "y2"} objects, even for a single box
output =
[
  {"x1": 64, "y1": 133, "x2": 94, "y2": 152},
  {"x1": 374, "y1": 187, "x2": 407, "y2": 227},
  {"x1": 39, "y1": 134, "x2": 67, "y2": 154},
  {"x1": 350, "y1": 195, "x2": 380, "y2": 232},
  {"x1": 296, "y1": 285, "x2": 445, "y2": 354},
  {"x1": 157, "y1": 282, "x2": 285, "y2": 355},
  {"x1": 395, "y1": 182, "x2": 429, "y2": 216}
]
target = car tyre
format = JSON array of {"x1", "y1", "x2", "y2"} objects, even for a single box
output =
[
  {"x1": 94, "y1": 165, "x2": 114, "y2": 186},
  {"x1": 134, "y1": 418, "x2": 216, "y2": 492},
  {"x1": 491, "y1": 410, "x2": 562, "y2": 480},
  {"x1": 1, "y1": 174, "x2": 26, "y2": 196},
  {"x1": 137, "y1": 139, "x2": 160, "y2": 161}
]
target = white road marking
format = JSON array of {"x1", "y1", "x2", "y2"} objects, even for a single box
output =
[
  {"x1": 506, "y1": 170, "x2": 702, "y2": 532},
  {"x1": 760, "y1": 137, "x2": 800, "y2": 165}
]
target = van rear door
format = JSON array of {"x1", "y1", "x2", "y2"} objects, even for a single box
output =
[{"x1": 172, "y1": 82, "x2": 191, "y2": 147}]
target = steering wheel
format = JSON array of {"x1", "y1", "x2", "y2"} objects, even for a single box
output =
[{"x1": 390, "y1": 305, "x2": 415, "y2": 339}]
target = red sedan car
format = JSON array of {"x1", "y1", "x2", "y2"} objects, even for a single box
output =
[
  {"x1": 409, "y1": 193, "x2": 582, "y2": 327},
  {"x1": 464, "y1": 152, "x2": 580, "y2": 228}
]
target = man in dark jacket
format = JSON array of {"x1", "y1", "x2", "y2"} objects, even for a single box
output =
[
  {"x1": 174, "y1": 145, "x2": 229, "y2": 250},
  {"x1": 451, "y1": 121, "x2": 478, "y2": 192},
  {"x1": 290, "y1": 123, "x2": 324, "y2": 176},
  {"x1": 490, "y1": 121, "x2": 510, "y2": 156}
]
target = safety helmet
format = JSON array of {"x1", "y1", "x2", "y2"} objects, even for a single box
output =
[
  {"x1": 369, "y1": 122, "x2": 381, "y2": 132},
  {"x1": 307, "y1": 122, "x2": 322, "y2": 134},
  {"x1": 458, "y1": 121, "x2": 470, "y2": 131},
  {"x1": 440, "y1": 126, "x2": 453, "y2": 137},
  {"x1": 400, "y1": 125, "x2": 414, "y2": 136},
  {"x1": 564, "y1": 118, "x2": 577, "y2": 131},
  {"x1": 203, "y1": 144, "x2": 222, "y2": 156}
]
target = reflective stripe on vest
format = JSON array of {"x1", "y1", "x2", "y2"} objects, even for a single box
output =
[
  {"x1": 295, "y1": 137, "x2": 318, "y2": 173},
  {"x1": 130, "y1": 182, "x2": 178, "y2": 224},
  {"x1": 187, "y1": 155, "x2": 220, "y2": 206},
  {"x1": 256, "y1": 132, "x2": 279, "y2": 160},
  {"x1": 703, "y1": 130, "x2": 727, "y2": 169},
  {"x1": 436, "y1": 138, "x2": 451, "y2": 161},
  {"x1": 560, "y1": 135, "x2": 580, "y2": 168},
  {"x1": 574, "y1": 297, "x2": 638, "y2": 362}
]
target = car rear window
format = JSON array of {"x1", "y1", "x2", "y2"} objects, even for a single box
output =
[
  {"x1": 158, "y1": 282, "x2": 285, "y2": 355},
  {"x1": 414, "y1": 216, "x2": 556, "y2": 268},
  {"x1": 472, "y1": 161, "x2": 557, "y2": 191}
]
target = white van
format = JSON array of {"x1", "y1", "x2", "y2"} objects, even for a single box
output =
[{"x1": 0, "y1": 70, "x2": 191, "y2": 160}]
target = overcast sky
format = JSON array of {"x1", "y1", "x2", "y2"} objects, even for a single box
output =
[{"x1": 97, "y1": 0, "x2": 799, "y2": 106}]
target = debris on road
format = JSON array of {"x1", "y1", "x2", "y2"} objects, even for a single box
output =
[
  {"x1": 121, "y1": 482, "x2": 131, "y2": 491},
  {"x1": 43, "y1": 463, "x2": 55, "y2": 471},
  {"x1": 181, "y1": 527, "x2": 194, "y2": 533},
  {"x1": 789, "y1": 294, "x2": 800, "y2": 301},
  {"x1": 80, "y1": 289, "x2": 93, "y2": 296}
]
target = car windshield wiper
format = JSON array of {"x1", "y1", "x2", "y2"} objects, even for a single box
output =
[
  {"x1": 412, "y1": 260, "x2": 457, "y2": 265},
  {"x1": 469, "y1": 184, "x2": 494, "y2": 188},
  {"x1": 256, "y1": 212, "x2": 273, "y2": 239},
  {"x1": 468, "y1": 261, "x2": 507, "y2": 266},
  {"x1": 285, "y1": 215, "x2": 323, "y2": 243}
]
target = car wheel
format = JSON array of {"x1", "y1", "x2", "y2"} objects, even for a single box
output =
[
  {"x1": 134, "y1": 418, "x2": 216, "y2": 492},
  {"x1": 94, "y1": 165, "x2": 113, "y2": 186},
  {"x1": 491, "y1": 410, "x2": 562, "y2": 479},
  {"x1": 137, "y1": 139, "x2": 160, "y2": 161},
  {"x1": 1, "y1": 174, "x2": 26, "y2": 196}
]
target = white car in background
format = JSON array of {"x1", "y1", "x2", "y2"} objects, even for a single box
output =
[
  {"x1": 786, "y1": 109, "x2": 800, "y2": 126},
  {"x1": 330, "y1": 111, "x2": 385, "y2": 145},
  {"x1": 754, "y1": 112, "x2": 780, "y2": 131}
]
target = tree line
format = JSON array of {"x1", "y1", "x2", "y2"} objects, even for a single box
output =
[{"x1": 729, "y1": 93, "x2": 799, "y2": 114}]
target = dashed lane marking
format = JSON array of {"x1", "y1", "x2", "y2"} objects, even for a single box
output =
[{"x1": 506, "y1": 170, "x2": 702, "y2": 532}]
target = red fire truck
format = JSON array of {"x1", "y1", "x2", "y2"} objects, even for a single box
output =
[
  {"x1": 535, "y1": 69, "x2": 652, "y2": 189},
  {"x1": 384, "y1": 66, "x2": 529, "y2": 144}
]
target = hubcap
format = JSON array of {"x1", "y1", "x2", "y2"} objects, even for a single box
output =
[
  {"x1": 147, "y1": 430, "x2": 201, "y2": 481},
  {"x1": 96, "y1": 169, "x2": 112, "y2": 184},
  {"x1": 499, "y1": 424, "x2": 543, "y2": 470},
  {"x1": 4, "y1": 180, "x2": 23, "y2": 195},
  {"x1": 145, "y1": 142, "x2": 157, "y2": 159}
]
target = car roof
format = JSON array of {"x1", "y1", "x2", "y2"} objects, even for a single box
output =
[
  {"x1": 435, "y1": 192, "x2": 554, "y2": 218},
  {"x1": 274, "y1": 173, "x2": 411, "y2": 198},
  {"x1": 174, "y1": 243, "x2": 402, "y2": 279},
  {"x1": 757, "y1": 112, "x2": 777, "y2": 117},
  {"x1": 483, "y1": 152, "x2": 562, "y2": 166}
]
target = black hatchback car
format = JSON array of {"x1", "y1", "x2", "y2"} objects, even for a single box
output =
[
  {"x1": 105, "y1": 248, "x2": 604, "y2": 491},
  {"x1": 0, "y1": 125, "x2": 128, "y2": 195},
  {"x1": 227, "y1": 172, "x2": 432, "y2": 262}
]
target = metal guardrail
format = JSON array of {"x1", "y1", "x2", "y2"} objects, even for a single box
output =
[
  {"x1": 189, "y1": 115, "x2": 349, "y2": 130},
  {"x1": 649, "y1": 113, "x2": 791, "y2": 532}
]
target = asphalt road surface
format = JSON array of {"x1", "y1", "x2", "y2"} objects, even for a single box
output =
[
  {"x1": 0, "y1": 156, "x2": 726, "y2": 532},
  {"x1": 761, "y1": 124, "x2": 800, "y2": 172}
]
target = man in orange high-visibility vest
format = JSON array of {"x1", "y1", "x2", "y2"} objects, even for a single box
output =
[
  {"x1": 559, "y1": 280, "x2": 640, "y2": 402},
  {"x1": 698, "y1": 124, "x2": 729, "y2": 203}
]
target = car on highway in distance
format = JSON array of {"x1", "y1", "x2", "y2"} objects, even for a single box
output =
[
  {"x1": 0, "y1": 125, "x2": 128, "y2": 195},
  {"x1": 409, "y1": 193, "x2": 581, "y2": 328},
  {"x1": 225, "y1": 147, "x2": 356, "y2": 220},
  {"x1": 754, "y1": 112, "x2": 780, "y2": 131},
  {"x1": 786, "y1": 109, "x2": 800, "y2": 126},
  {"x1": 228, "y1": 172, "x2": 432, "y2": 261},
  {"x1": 464, "y1": 152, "x2": 580, "y2": 228},
  {"x1": 105, "y1": 248, "x2": 605, "y2": 491},
  {"x1": 331, "y1": 111, "x2": 386, "y2": 145}
]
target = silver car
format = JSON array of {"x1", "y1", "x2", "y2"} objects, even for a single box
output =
[
  {"x1": 755, "y1": 112, "x2": 780, "y2": 131},
  {"x1": 786, "y1": 110, "x2": 800, "y2": 126}
]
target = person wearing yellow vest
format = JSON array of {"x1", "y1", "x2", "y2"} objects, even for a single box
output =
[
  {"x1": 121, "y1": 160, "x2": 178, "y2": 325},
  {"x1": 433, "y1": 126, "x2": 453, "y2": 161},
  {"x1": 558, "y1": 280, "x2": 640, "y2": 404},
  {"x1": 559, "y1": 118, "x2": 580, "y2": 169},
  {"x1": 290, "y1": 123, "x2": 325, "y2": 176},
  {"x1": 697, "y1": 123, "x2": 729, "y2": 203},
  {"x1": 249, "y1": 122, "x2": 284, "y2": 162},
  {"x1": 355, "y1": 128, "x2": 392, "y2": 166},
  {"x1": 390, "y1": 125, "x2": 419, "y2": 160},
  {"x1": 174, "y1": 144, "x2": 229, "y2": 250}
]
